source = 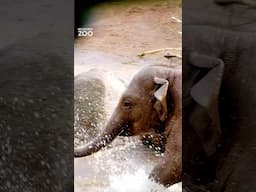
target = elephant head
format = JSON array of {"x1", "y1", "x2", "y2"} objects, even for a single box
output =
[{"x1": 74, "y1": 65, "x2": 181, "y2": 157}]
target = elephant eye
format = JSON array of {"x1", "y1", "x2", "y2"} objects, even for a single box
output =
[{"x1": 123, "y1": 99, "x2": 132, "y2": 110}]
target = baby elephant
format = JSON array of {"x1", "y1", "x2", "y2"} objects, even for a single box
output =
[{"x1": 74, "y1": 64, "x2": 182, "y2": 187}]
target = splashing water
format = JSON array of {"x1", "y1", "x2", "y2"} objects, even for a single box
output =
[
  {"x1": 107, "y1": 169, "x2": 181, "y2": 192},
  {"x1": 75, "y1": 169, "x2": 181, "y2": 192},
  {"x1": 75, "y1": 169, "x2": 182, "y2": 192},
  {"x1": 74, "y1": 139, "x2": 181, "y2": 192}
]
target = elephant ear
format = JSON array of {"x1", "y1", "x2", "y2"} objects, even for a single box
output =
[
  {"x1": 153, "y1": 77, "x2": 169, "y2": 122},
  {"x1": 189, "y1": 52, "x2": 224, "y2": 156}
]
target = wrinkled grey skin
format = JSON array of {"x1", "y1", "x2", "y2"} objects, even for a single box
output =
[
  {"x1": 184, "y1": 0, "x2": 256, "y2": 32},
  {"x1": 183, "y1": 1, "x2": 256, "y2": 191},
  {"x1": 183, "y1": 6, "x2": 256, "y2": 192},
  {"x1": 74, "y1": 69, "x2": 125, "y2": 147},
  {"x1": 74, "y1": 64, "x2": 182, "y2": 187}
]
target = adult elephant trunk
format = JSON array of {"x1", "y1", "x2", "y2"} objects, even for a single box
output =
[{"x1": 74, "y1": 111, "x2": 125, "y2": 157}]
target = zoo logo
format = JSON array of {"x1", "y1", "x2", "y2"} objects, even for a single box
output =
[{"x1": 77, "y1": 28, "x2": 93, "y2": 37}]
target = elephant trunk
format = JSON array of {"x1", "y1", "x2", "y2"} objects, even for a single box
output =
[{"x1": 74, "y1": 113, "x2": 125, "y2": 157}]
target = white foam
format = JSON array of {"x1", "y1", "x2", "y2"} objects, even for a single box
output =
[{"x1": 107, "y1": 169, "x2": 181, "y2": 192}]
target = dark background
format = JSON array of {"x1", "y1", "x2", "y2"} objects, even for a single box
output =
[{"x1": 0, "y1": 0, "x2": 73, "y2": 191}]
